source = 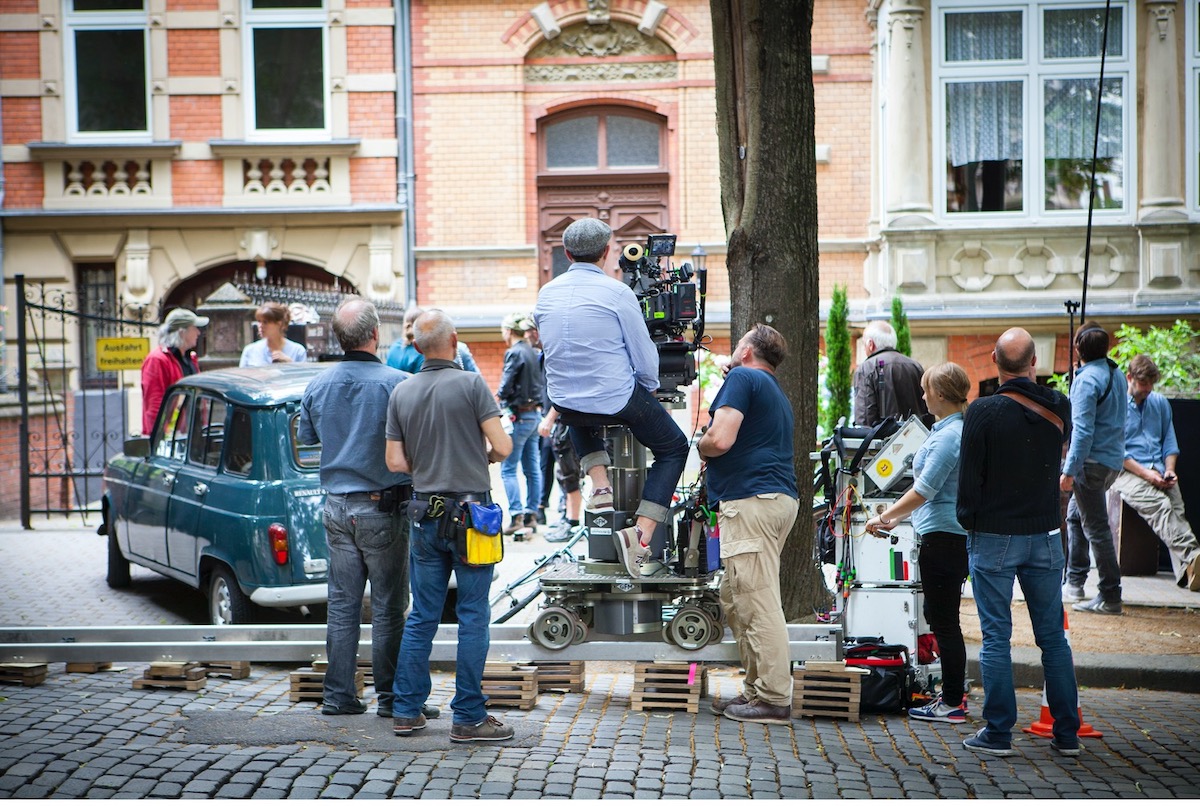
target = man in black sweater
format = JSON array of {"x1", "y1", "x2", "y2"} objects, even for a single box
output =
[{"x1": 957, "y1": 327, "x2": 1081, "y2": 758}]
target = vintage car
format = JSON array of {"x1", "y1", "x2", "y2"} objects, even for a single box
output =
[{"x1": 101, "y1": 364, "x2": 332, "y2": 625}]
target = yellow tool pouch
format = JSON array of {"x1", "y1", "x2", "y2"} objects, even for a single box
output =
[{"x1": 458, "y1": 501, "x2": 503, "y2": 566}]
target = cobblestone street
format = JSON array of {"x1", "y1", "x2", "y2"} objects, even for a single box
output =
[{"x1": 1, "y1": 661, "x2": 1199, "y2": 799}]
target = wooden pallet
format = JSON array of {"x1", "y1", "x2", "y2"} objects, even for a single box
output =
[
  {"x1": 201, "y1": 661, "x2": 251, "y2": 679},
  {"x1": 481, "y1": 663, "x2": 538, "y2": 710},
  {"x1": 792, "y1": 662, "x2": 867, "y2": 722},
  {"x1": 631, "y1": 662, "x2": 707, "y2": 714},
  {"x1": 288, "y1": 667, "x2": 364, "y2": 703},
  {"x1": 531, "y1": 660, "x2": 586, "y2": 693},
  {"x1": 132, "y1": 662, "x2": 208, "y2": 691},
  {"x1": 0, "y1": 663, "x2": 49, "y2": 687},
  {"x1": 65, "y1": 662, "x2": 113, "y2": 674},
  {"x1": 358, "y1": 659, "x2": 374, "y2": 688}
]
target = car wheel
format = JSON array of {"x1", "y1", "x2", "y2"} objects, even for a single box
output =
[
  {"x1": 106, "y1": 521, "x2": 131, "y2": 589},
  {"x1": 208, "y1": 566, "x2": 253, "y2": 625}
]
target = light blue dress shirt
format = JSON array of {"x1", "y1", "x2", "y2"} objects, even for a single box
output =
[
  {"x1": 911, "y1": 412, "x2": 966, "y2": 537},
  {"x1": 239, "y1": 338, "x2": 308, "y2": 367},
  {"x1": 1063, "y1": 357, "x2": 1126, "y2": 477},
  {"x1": 533, "y1": 262, "x2": 659, "y2": 415},
  {"x1": 1123, "y1": 390, "x2": 1178, "y2": 472}
]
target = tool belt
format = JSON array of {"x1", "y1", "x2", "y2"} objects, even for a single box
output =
[{"x1": 408, "y1": 492, "x2": 502, "y2": 566}]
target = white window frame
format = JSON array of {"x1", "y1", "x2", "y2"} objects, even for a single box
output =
[
  {"x1": 1187, "y1": 1, "x2": 1200, "y2": 215},
  {"x1": 242, "y1": 0, "x2": 331, "y2": 142},
  {"x1": 63, "y1": 0, "x2": 151, "y2": 142},
  {"x1": 932, "y1": 0, "x2": 1133, "y2": 226}
]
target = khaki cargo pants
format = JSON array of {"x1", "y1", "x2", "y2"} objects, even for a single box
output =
[{"x1": 717, "y1": 492, "x2": 800, "y2": 708}]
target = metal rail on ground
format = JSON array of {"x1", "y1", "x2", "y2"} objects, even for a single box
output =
[{"x1": 0, "y1": 624, "x2": 842, "y2": 664}]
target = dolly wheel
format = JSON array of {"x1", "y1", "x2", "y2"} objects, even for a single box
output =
[
  {"x1": 666, "y1": 606, "x2": 715, "y2": 651},
  {"x1": 529, "y1": 606, "x2": 577, "y2": 650}
]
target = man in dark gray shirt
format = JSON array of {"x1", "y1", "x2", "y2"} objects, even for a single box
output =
[
  {"x1": 298, "y1": 297, "x2": 436, "y2": 722},
  {"x1": 385, "y1": 309, "x2": 514, "y2": 743}
]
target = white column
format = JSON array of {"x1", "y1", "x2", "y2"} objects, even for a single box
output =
[
  {"x1": 885, "y1": 2, "x2": 933, "y2": 224},
  {"x1": 1140, "y1": 1, "x2": 1185, "y2": 219}
]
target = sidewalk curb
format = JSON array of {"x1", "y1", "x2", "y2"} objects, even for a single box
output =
[{"x1": 967, "y1": 645, "x2": 1200, "y2": 694}]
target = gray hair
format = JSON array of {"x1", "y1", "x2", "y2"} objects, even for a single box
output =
[
  {"x1": 864, "y1": 320, "x2": 897, "y2": 351},
  {"x1": 332, "y1": 297, "x2": 379, "y2": 351},
  {"x1": 158, "y1": 322, "x2": 185, "y2": 350},
  {"x1": 403, "y1": 305, "x2": 425, "y2": 325},
  {"x1": 412, "y1": 309, "x2": 456, "y2": 353}
]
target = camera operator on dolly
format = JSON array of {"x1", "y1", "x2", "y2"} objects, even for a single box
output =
[{"x1": 533, "y1": 218, "x2": 692, "y2": 577}]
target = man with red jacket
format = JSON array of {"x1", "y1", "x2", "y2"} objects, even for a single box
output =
[{"x1": 141, "y1": 308, "x2": 208, "y2": 434}]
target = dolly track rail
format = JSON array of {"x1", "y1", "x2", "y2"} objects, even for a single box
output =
[{"x1": 0, "y1": 624, "x2": 843, "y2": 664}]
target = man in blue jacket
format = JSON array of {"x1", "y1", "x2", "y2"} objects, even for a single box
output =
[{"x1": 1061, "y1": 323, "x2": 1127, "y2": 615}]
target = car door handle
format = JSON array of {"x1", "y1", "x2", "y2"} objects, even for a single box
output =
[{"x1": 193, "y1": 482, "x2": 208, "y2": 496}]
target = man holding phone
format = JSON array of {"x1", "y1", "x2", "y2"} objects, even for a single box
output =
[{"x1": 1111, "y1": 355, "x2": 1200, "y2": 590}]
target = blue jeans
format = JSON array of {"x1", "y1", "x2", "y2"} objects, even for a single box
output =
[
  {"x1": 323, "y1": 494, "x2": 408, "y2": 712},
  {"x1": 968, "y1": 530, "x2": 1080, "y2": 747},
  {"x1": 559, "y1": 383, "x2": 689, "y2": 524},
  {"x1": 393, "y1": 517, "x2": 494, "y2": 725},
  {"x1": 501, "y1": 412, "x2": 543, "y2": 519},
  {"x1": 1066, "y1": 462, "x2": 1122, "y2": 602}
]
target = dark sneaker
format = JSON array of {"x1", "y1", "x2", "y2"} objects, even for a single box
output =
[
  {"x1": 321, "y1": 698, "x2": 367, "y2": 715},
  {"x1": 1051, "y1": 739, "x2": 1081, "y2": 757},
  {"x1": 450, "y1": 715, "x2": 514, "y2": 743},
  {"x1": 1062, "y1": 584, "x2": 1086, "y2": 602},
  {"x1": 502, "y1": 516, "x2": 525, "y2": 536},
  {"x1": 963, "y1": 729, "x2": 1014, "y2": 757},
  {"x1": 587, "y1": 486, "x2": 614, "y2": 512},
  {"x1": 613, "y1": 526, "x2": 650, "y2": 577},
  {"x1": 536, "y1": 508, "x2": 548, "y2": 525},
  {"x1": 523, "y1": 513, "x2": 539, "y2": 533},
  {"x1": 392, "y1": 713, "x2": 427, "y2": 735},
  {"x1": 710, "y1": 694, "x2": 749, "y2": 716},
  {"x1": 1072, "y1": 595, "x2": 1122, "y2": 615},
  {"x1": 908, "y1": 696, "x2": 967, "y2": 724},
  {"x1": 724, "y1": 699, "x2": 792, "y2": 725},
  {"x1": 378, "y1": 702, "x2": 441, "y2": 719}
]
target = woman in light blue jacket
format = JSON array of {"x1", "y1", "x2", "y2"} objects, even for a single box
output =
[{"x1": 865, "y1": 362, "x2": 971, "y2": 724}]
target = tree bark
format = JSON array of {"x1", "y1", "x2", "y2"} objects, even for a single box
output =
[{"x1": 709, "y1": 0, "x2": 826, "y2": 619}]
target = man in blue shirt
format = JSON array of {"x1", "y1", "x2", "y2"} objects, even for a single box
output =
[
  {"x1": 1111, "y1": 355, "x2": 1200, "y2": 591},
  {"x1": 1061, "y1": 323, "x2": 1127, "y2": 615},
  {"x1": 533, "y1": 218, "x2": 689, "y2": 577},
  {"x1": 698, "y1": 324, "x2": 798, "y2": 726},
  {"x1": 387, "y1": 305, "x2": 480, "y2": 374},
  {"x1": 297, "y1": 297, "x2": 436, "y2": 723}
]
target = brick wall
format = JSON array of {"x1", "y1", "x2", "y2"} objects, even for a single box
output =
[
  {"x1": 171, "y1": 160, "x2": 224, "y2": 207},
  {"x1": 166, "y1": 0, "x2": 218, "y2": 9},
  {"x1": 348, "y1": 26, "x2": 396, "y2": 73},
  {"x1": 2, "y1": 97, "x2": 42, "y2": 144},
  {"x1": 3, "y1": 163, "x2": 43, "y2": 208},
  {"x1": 0, "y1": 400, "x2": 72, "y2": 522},
  {"x1": 170, "y1": 96, "x2": 222, "y2": 141},
  {"x1": 167, "y1": 30, "x2": 221, "y2": 76},
  {"x1": 0, "y1": 32, "x2": 39, "y2": 79},
  {"x1": 348, "y1": 92, "x2": 397, "y2": 140},
  {"x1": 349, "y1": 157, "x2": 397, "y2": 204}
]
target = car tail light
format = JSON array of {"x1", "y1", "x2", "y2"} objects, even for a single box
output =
[{"x1": 269, "y1": 523, "x2": 289, "y2": 565}]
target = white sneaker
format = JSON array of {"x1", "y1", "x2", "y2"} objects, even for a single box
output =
[
  {"x1": 613, "y1": 526, "x2": 650, "y2": 577},
  {"x1": 587, "y1": 486, "x2": 614, "y2": 512},
  {"x1": 1062, "y1": 584, "x2": 1085, "y2": 602}
]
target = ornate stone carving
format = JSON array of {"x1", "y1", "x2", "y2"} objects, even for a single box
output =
[
  {"x1": 529, "y1": 20, "x2": 672, "y2": 59},
  {"x1": 586, "y1": 0, "x2": 610, "y2": 26},
  {"x1": 63, "y1": 159, "x2": 154, "y2": 198},
  {"x1": 525, "y1": 62, "x2": 677, "y2": 83},
  {"x1": 1075, "y1": 238, "x2": 1125, "y2": 288},
  {"x1": 242, "y1": 157, "x2": 332, "y2": 196},
  {"x1": 1149, "y1": 2, "x2": 1175, "y2": 41},
  {"x1": 948, "y1": 241, "x2": 998, "y2": 292},
  {"x1": 1010, "y1": 239, "x2": 1061, "y2": 290}
]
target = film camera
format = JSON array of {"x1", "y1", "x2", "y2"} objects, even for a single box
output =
[{"x1": 618, "y1": 233, "x2": 707, "y2": 402}]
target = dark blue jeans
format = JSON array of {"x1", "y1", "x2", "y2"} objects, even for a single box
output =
[
  {"x1": 557, "y1": 383, "x2": 688, "y2": 524},
  {"x1": 969, "y1": 530, "x2": 1079, "y2": 747},
  {"x1": 1065, "y1": 462, "x2": 1122, "y2": 602},
  {"x1": 393, "y1": 517, "x2": 494, "y2": 725},
  {"x1": 323, "y1": 494, "x2": 408, "y2": 713}
]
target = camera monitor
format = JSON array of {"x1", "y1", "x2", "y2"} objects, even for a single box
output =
[{"x1": 647, "y1": 234, "x2": 677, "y2": 257}]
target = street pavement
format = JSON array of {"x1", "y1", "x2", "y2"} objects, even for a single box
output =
[{"x1": 2, "y1": 519, "x2": 1200, "y2": 799}]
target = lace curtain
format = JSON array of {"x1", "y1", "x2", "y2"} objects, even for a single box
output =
[
  {"x1": 947, "y1": 81, "x2": 1023, "y2": 167},
  {"x1": 1043, "y1": 77, "x2": 1122, "y2": 159},
  {"x1": 1044, "y1": 7, "x2": 1122, "y2": 59},
  {"x1": 945, "y1": 11, "x2": 1021, "y2": 62}
]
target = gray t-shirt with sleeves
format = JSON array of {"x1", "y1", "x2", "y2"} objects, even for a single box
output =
[{"x1": 385, "y1": 358, "x2": 501, "y2": 494}]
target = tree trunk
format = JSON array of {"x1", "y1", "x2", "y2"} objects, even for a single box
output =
[{"x1": 709, "y1": 0, "x2": 826, "y2": 618}]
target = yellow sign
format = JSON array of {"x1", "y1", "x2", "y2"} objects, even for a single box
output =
[{"x1": 96, "y1": 337, "x2": 150, "y2": 371}]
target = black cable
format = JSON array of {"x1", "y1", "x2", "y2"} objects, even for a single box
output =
[{"x1": 1079, "y1": 0, "x2": 1113, "y2": 325}]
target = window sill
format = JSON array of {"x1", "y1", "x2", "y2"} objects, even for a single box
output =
[
  {"x1": 210, "y1": 139, "x2": 361, "y2": 159},
  {"x1": 27, "y1": 141, "x2": 182, "y2": 161}
]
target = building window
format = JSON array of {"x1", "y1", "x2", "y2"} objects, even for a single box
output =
[
  {"x1": 244, "y1": 0, "x2": 329, "y2": 139},
  {"x1": 936, "y1": 2, "x2": 1128, "y2": 219},
  {"x1": 78, "y1": 263, "x2": 119, "y2": 388},
  {"x1": 543, "y1": 111, "x2": 664, "y2": 173},
  {"x1": 64, "y1": 0, "x2": 150, "y2": 140}
]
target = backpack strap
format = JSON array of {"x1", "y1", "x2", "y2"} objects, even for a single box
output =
[{"x1": 999, "y1": 391, "x2": 1064, "y2": 435}]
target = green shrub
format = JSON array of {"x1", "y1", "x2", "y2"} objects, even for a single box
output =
[
  {"x1": 891, "y1": 296, "x2": 912, "y2": 357},
  {"x1": 823, "y1": 285, "x2": 852, "y2": 434},
  {"x1": 1050, "y1": 319, "x2": 1200, "y2": 398}
]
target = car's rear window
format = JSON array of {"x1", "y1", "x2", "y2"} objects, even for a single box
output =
[{"x1": 290, "y1": 414, "x2": 321, "y2": 469}]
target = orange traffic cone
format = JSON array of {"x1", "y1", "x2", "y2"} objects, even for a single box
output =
[{"x1": 1023, "y1": 609, "x2": 1102, "y2": 738}]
